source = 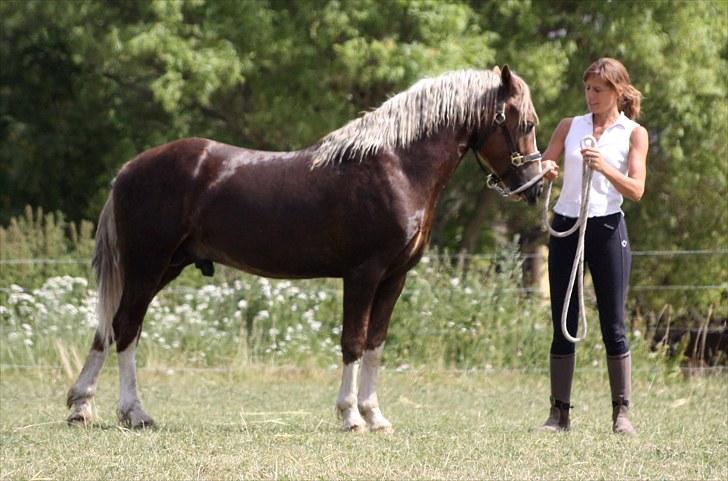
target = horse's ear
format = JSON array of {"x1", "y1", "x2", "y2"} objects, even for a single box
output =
[
  {"x1": 493, "y1": 65, "x2": 501, "y2": 75},
  {"x1": 500, "y1": 64, "x2": 514, "y2": 96}
]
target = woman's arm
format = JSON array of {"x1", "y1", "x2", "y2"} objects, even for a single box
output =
[
  {"x1": 541, "y1": 118, "x2": 572, "y2": 181},
  {"x1": 582, "y1": 125, "x2": 648, "y2": 202}
]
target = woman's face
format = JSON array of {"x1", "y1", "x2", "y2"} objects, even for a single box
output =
[{"x1": 584, "y1": 75, "x2": 620, "y2": 116}]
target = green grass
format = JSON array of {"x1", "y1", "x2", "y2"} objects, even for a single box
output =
[{"x1": 1, "y1": 365, "x2": 726, "y2": 480}]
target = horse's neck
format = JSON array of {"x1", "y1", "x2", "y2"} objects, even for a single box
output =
[{"x1": 400, "y1": 126, "x2": 471, "y2": 196}]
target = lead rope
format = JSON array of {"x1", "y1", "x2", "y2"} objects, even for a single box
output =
[{"x1": 541, "y1": 135, "x2": 597, "y2": 343}]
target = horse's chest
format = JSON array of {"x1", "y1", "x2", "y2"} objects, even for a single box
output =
[{"x1": 388, "y1": 209, "x2": 432, "y2": 274}]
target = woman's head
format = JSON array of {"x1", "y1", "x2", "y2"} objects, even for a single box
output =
[{"x1": 583, "y1": 58, "x2": 642, "y2": 119}]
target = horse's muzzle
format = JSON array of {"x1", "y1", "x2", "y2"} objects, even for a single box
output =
[{"x1": 523, "y1": 181, "x2": 544, "y2": 205}]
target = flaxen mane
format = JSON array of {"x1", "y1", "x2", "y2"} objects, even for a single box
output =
[{"x1": 311, "y1": 69, "x2": 536, "y2": 167}]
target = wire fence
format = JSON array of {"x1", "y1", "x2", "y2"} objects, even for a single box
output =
[
  {"x1": 2, "y1": 248, "x2": 727, "y2": 264},
  {"x1": 1, "y1": 251, "x2": 725, "y2": 371},
  {"x1": 1, "y1": 363, "x2": 725, "y2": 375},
  {"x1": 2, "y1": 249, "x2": 726, "y2": 294}
]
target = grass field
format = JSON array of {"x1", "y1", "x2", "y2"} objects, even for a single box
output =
[{"x1": 1, "y1": 365, "x2": 726, "y2": 480}]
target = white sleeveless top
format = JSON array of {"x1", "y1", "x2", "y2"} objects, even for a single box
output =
[{"x1": 554, "y1": 112, "x2": 639, "y2": 218}]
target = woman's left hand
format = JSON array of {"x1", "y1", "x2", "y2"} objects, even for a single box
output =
[{"x1": 581, "y1": 148, "x2": 605, "y2": 173}]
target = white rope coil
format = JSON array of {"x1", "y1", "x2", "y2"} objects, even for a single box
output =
[{"x1": 542, "y1": 135, "x2": 597, "y2": 343}]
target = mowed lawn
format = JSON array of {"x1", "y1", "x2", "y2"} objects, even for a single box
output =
[{"x1": 1, "y1": 365, "x2": 726, "y2": 480}]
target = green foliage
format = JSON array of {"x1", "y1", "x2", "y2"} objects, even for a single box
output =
[
  {"x1": 0, "y1": 206, "x2": 94, "y2": 286},
  {"x1": 0, "y1": 227, "x2": 674, "y2": 374},
  {"x1": 1, "y1": 243, "x2": 558, "y2": 369},
  {"x1": 1, "y1": 0, "x2": 726, "y2": 316}
]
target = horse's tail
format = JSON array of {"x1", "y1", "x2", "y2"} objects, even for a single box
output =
[{"x1": 92, "y1": 193, "x2": 123, "y2": 348}]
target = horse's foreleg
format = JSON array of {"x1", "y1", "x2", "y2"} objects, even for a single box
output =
[
  {"x1": 336, "y1": 272, "x2": 380, "y2": 432},
  {"x1": 358, "y1": 273, "x2": 407, "y2": 432},
  {"x1": 66, "y1": 332, "x2": 108, "y2": 425},
  {"x1": 337, "y1": 359, "x2": 365, "y2": 431},
  {"x1": 359, "y1": 345, "x2": 390, "y2": 431}
]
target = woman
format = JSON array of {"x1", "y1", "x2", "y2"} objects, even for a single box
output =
[{"x1": 539, "y1": 58, "x2": 649, "y2": 435}]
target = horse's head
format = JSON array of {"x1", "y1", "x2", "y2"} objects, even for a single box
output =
[{"x1": 472, "y1": 66, "x2": 544, "y2": 205}]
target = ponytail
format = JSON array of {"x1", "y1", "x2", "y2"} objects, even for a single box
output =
[{"x1": 620, "y1": 84, "x2": 642, "y2": 120}]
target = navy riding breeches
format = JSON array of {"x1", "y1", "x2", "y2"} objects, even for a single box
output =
[{"x1": 548, "y1": 212, "x2": 631, "y2": 356}]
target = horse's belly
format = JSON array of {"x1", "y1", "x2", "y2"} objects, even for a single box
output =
[{"x1": 188, "y1": 223, "x2": 347, "y2": 279}]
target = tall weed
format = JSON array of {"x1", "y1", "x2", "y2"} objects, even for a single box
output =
[
  {"x1": 0, "y1": 209, "x2": 670, "y2": 371},
  {"x1": 0, "y1": 206, "x2": 94, "y2": 286}
]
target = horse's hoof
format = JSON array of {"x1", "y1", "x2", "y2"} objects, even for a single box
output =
[
  {"x1": 66, "y1": 403, "x2": 94, "y2": 427},
  {"x1": 370, "y1": 423, "x2": 394, "y2": 434},
  {"x1": 66, "y1": 412, "x2": 92, "y2": 427},
  {"x1": 125, "y1": 413, "x2": 155, "y2": 429},
  {"x1": 361, "y1": 407, "x2": 393, "y2": 433},
  {"x1": 345, "y1": 423, "x2": 368, "y2": 433},
  {"x1": 120, "y1": 417, "x2": 156, "y2": 429},
  {"x1": 118, "y1": 407, "x2": 155, "y2": 429},
  {"x1": 131, "y1": 417, "x2": 155, "y2": 429}
]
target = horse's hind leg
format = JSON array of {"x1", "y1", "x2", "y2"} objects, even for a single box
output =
[
  {"x1": 66, "y1": 331, "x2": 109, "y2": 425},
  {"x1": 358, "y1": 273, "x2": 407, "y2": 432},
  {"x1": 113, "y1": 280, "x2": 160, "y2": 428},
  {"x1": 114, "y1": 262, "x2": 187, "y2": 428}
]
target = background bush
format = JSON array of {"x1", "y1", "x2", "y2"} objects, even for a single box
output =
[{"x1": 1, "y1": 210, "x2": 671, "y2": 372}]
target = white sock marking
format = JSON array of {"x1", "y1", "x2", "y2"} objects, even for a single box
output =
[
  {"x1": 116, "y1": 342, "x2": 153, "y2": 426},
  {"x1": 336, "y1": 360, "x2": 365, "y2": 430},
  {"x1": 358, "y1": 345, "x2": 392, "y2": 430},
  {"x1": 73, "y1": 348, "x2": 107, "y2": 399}
]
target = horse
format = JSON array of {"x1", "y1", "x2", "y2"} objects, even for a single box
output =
[{"x1": 66, "y1": 66, "x2": 544, "y2": 432}]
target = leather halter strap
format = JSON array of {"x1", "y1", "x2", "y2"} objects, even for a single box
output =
[{"x1": 471, "y1": 100, "x2": 543, "y2": 197}]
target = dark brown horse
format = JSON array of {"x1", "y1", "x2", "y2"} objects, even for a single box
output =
[{"x1": 67, "y1": 66, "x2": 544, "y2": 431}]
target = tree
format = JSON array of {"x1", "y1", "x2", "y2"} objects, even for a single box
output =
[{"x1": 1, "y1": 0, "x2": 725, "y2": 315}]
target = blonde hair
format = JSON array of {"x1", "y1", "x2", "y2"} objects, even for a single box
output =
[
  {"x1": 311, "y1": 69, "x2": 537, "y2": 167},
  {"x1": 583, "y1": 58, "x2": 642, "y2": 120}
]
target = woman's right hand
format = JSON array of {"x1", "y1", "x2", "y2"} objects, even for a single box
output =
[{"x1": 543, "y1": 160, "x2": 559, "y2": 181}]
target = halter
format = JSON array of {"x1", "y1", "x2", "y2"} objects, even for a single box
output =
[{"x1": 472, "y1": 99, "x2": 545, "y2": 197}]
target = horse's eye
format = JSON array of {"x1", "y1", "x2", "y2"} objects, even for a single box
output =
[{"x1": 524, "y1": 122, "x2": 535, "y2": 133}]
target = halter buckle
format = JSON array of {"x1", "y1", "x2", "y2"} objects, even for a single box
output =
[
  {"x1": 494, "y1": 111, "x2": 506, "y2": 125},
  {"x1": 511, "y1": 152, "x2": 525, "y2": 166}
]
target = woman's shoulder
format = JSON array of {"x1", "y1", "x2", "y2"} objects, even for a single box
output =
[
  {"x1": 630, "y1": 124, "x2": 649, "y2": 143},
  {"x1": 559, "y1": 113, "x2": 594, "y2": 131},
  {"x1": 620, "y1": 113, "x2": 642, "y2": 131},
  {"x1": 555, "y1": 117, "x2": 575, "y2": 133}
]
